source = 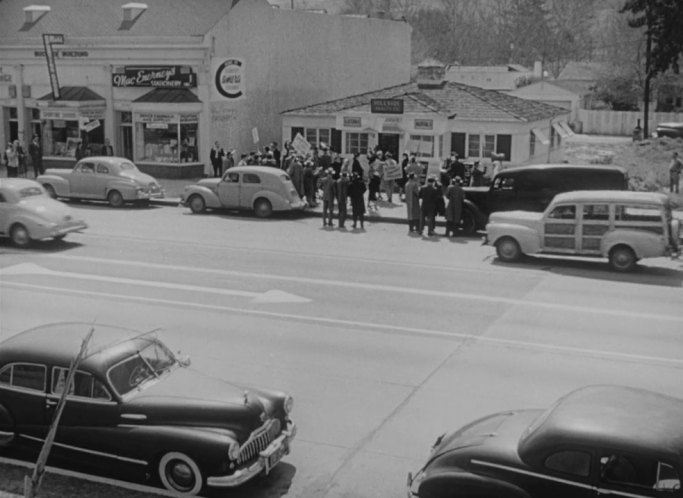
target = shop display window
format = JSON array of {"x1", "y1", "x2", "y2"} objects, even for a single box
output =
[
  {"x1": 43, "y1": 119, "x2": 105, "y2": 158},
  {"x1": 135, "y1": 117, "x2": 198, "y2": 163}
]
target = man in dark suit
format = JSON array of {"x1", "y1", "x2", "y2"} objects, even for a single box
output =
[
  {"x1": 210, "y1": 142, "x2": 224, "y2": 177},
  {"x1": 418, "y1": 175, "x2": 441, "y2": 236}
]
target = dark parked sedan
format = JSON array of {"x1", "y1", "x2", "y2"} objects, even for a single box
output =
[
  {"x1": 656, "y1": 122, "x2": 683, "y2": 138},
  {"x1": 408, "y1": 385, "x2": 682, "y2": 498},
  {"x1": 0, "y1": 323, "x2": 295, "y2": 495}
]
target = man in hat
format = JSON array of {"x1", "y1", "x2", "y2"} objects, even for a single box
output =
[
  {"x1": 336, "y1": 171, "x2": 350, "y2": 228},
  {"x1": 319, "y1": 143, "x2": 332, "y2": 173},
  {"x1": 321, "y1": 167, "x2": 337, "y2": 227},
  {"x1": 418, "y1": 175, "x2": 442, "y2": 236}
]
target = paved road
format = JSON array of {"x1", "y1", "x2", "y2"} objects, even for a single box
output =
[{"x1": 1, "y1": 203, "x2": 682, "y2": 497}]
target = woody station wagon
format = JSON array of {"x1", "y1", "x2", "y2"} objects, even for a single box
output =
[
  {"x1": 485, "y1": 190, "x2": 680, "y2": 271},
  {"x1": 0, "y1": 323, "x2": 295, "y2": 495}
]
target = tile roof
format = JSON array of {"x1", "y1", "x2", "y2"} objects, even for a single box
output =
[
  {"x1": 38, "y1": 86, "x2": 105, "y2": 101},
  {"x1": 0, "y1": 0, "x2": 244, "y2": 41},
  {"x1": 133, "y1": 88, "x2": 202, "y2": 104},
  {"x1": 283, "y1": 81, "x2": 567, "y2": 123}
]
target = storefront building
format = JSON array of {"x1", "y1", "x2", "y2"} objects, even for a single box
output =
[
  {"x1": 0, "y1": 0, "x2": 410, "y2": 177},
  {"x1": 282, "y1": 62, "x2": 573, "y2": 177}
]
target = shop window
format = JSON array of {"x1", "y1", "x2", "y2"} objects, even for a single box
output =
[
  {"x1": 44, "y1": 119, "x2": 81, "y2": 157},
  {"x1": 468, "y1": 134, "x2": 481, "y2": 158},
  {"x1": 134, "y1": 115, "x2": 198, "y2": 164},
  {"x1": 305, "y1": 128, "x2": 330, "y2": 149},
  {"x1": 6, "y1": 107, "x2": 18, "y2": 142},
  {"x1": 408, "y1": 135, "x2": 434, "y2": 158},
  {"x1": 345, "y1": 132, "x2": 368, "y2": 155}
]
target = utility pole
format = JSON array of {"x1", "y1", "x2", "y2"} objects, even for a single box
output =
[{"x1": 643, "y1": 6, "x2": 653, "y2": 138}]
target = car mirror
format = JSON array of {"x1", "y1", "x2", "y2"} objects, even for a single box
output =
[{"x1": 176, "y1": 352, "x2": 191, "y2": 367}]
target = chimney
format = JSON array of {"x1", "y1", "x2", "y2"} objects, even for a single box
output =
[
  {"x1": 122, "y1": 2, "x2": 148, "y2": 21},
  {"x1": 417, "y1": 60, "x2": 447, "y2": 89},
  {"x1": 23, "y1": 5, "x2": 50, "y2": 24}
]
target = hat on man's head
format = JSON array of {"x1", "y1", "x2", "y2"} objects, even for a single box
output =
[{"x1": 427, "y1": 175, "x2": 436, "y2": 183}]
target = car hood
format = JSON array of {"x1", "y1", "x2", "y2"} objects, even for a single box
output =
[
  {"x1": 123, "y1": 367, "x2": 275, "y2": 438},
  {"x1": 119, "y1": 170, "x2": 159, "y2": 185},
  {"x1": 19, "y1": 197, "x2": 82, "y2": 223},
  {"x1": 196, "y1": 178, "x2": 221, "y2": 188}
]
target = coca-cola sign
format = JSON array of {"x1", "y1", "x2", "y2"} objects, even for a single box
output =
[{"x1": 112, "y1": 66, "x2": 196, "y2": 88}]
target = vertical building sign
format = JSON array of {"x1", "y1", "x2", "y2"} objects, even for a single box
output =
[{"x1": 42, "y1": 33, "x2": 64, "y2": 100}]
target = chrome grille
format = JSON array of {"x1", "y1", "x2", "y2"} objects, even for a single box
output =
[{"x1": 236, "y1": 418, "x2": 281, "y2": 465}]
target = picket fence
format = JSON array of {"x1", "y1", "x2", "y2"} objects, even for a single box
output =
[{"x1": 577, "y1": 109, "x2": 683, "y2": 136}]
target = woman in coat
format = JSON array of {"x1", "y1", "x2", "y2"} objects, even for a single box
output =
[
  {"x1": 404, "y1": 173, "x2": 421, "y2": 232},
  {"x1": 444, "y1": 177, "x2": 465, "y2": 237},
  {"x1": 348, "y1": 172, "x2": 367, "y2": 229}
]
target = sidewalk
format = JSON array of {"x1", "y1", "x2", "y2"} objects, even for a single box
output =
[{"x1": 155, "y1": 177, "x2": 411, "y2": 224}]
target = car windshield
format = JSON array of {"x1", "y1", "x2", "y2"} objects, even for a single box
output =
[
  {"x1": 118, "y1": 162, "x2": 137, "y2": 171},
  {"x1": 17, "y1": 186, "x2": 45, "y2": 198},
  {"x1": 107, "y1": 339, "x2": 177, "y2": 396}
]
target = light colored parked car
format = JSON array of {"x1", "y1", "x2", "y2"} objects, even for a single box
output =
[
  {"x1": 0, "y1": 178, "x2": 87, "y2": 247},
  {"x1": 181, "y1": 166, "x2": 306, "y2": 218},
  {"x1": 485, "y1": 190, "x2": 680, "y2": 272},
  {"x1": 37, "y1": 156, "x2": 165, "y2": 207}
]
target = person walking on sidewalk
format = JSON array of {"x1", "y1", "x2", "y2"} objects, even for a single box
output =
[
  {"x1": 29, "y1": 135, "x2": 43, "y2": 178},
  {"x1": 321, "y1": 168, "x2": 337, "y2": 227},
  {"x1": 418, "y1": 175, "x2": 440, "y2": 236},
  {"x1": 405, "y1": 173, "x2": 421, "y2": 233},
  {"x1": 670, "y1": 151, "x2": 682, "y2": 194},
  {"x1": 348, "y1": 172, "x2": 367, "y2": 229},
  {"x1": 444, "y1": 176, "x2": 465, "y2": 236},
  {"x1": 336, "y1": 171, "x2": 350, "y2": 229},
  {"x1": 210, "y1": 142, "x2": 224, "y2": 178},
  {"x1": 5, "y1": 141, "x2": 18, "y2": 178}
]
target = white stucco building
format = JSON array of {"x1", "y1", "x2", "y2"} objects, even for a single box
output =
[{"x1": 0, "y1": 0, "x2": 411, "y2": 177}]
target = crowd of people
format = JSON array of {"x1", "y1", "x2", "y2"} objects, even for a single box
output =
[{"x1": 1, "y1": 136, "x2": 45, "y2": 179}]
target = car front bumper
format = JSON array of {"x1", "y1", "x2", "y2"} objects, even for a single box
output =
[
  {"x1": 33, "y1": 220, "x2": 88, "y2": 240},
  {"x1": 137, "y1": 190, "x2": 165, "y2": 200},
  {"x1": 206, "y1": 421, "x2": 296, "y2": 488}
]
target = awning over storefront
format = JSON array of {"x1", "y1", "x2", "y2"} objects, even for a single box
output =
[
  {"x1": 38, "y1": 86, "x2": 105, "y2": 103},
  {"x1": 36, "y1": 86, "x2": 106, "y2": 120},
  {"x1": 559, "y1": 121, "x2": 575, "y2": 136},
  {"x1": 133, "y1": 88, "x2": 202, "y2": 103},
  {"x1": 532, "y1": 128, "x2": 550, "y2": 145}
]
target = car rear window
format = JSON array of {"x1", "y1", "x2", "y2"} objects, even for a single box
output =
[
  {"x1": 615, "y1": 205, "x2": 662, "y2": 223},
  {"x1": 18, "y1": 186, "x2": 44, "y2": 198},
  {"x1": 545, "y1": 450, "x2": 591, "y2": 477},
  {"x1": 0, "y1": 363, "x2": 46, "y2": 392}
]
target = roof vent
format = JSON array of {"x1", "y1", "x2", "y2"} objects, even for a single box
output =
[
  {"x1": 417, "y1": 59, "x2": 447, "y2": 89},
  {"x1": 122, "y1": 2, "x2": 148, "y2": 22},
  {"x1": 23, "y1": 5, "x2": 51, "y2": 24}
]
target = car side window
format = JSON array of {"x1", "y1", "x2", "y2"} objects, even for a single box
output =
[
  {"x1": 548, "y1": 204, "x2": 576, "y2": 220},
  {"x1": 583, "y1": 204, "x2": 609, "y2": 221},
  {"x1": 544, "y1": 450, "x2": 591, "y2": 477},
  {"x1": 96, "y1": 164, "x2": 110, "y2": 174},
  {"x1": 0, "y1": 193, "x2": 5, "y2": 202},
  {"x1": 0, "y1": 363, "x2": 46, "y2": 392},
  {"x1": 224, "y1": 172, "x2": 240, "y2": 183},
  {"x1": 615, "y1": 205, "x2": 662, "y2": 223},
  {"x1": 78, "y1": 162, "x2": 95, "y2": 174},
  {"x1": 52, "y1": 367, "x2": 111, "y2": 401},
  {"x1": 493, "y1": 177, "x2": 515, "y2": 191},
  {"x1": 243, "y1": 173, "x2": 261, "y2": 184},
  {"x1": 600, "y1": 453, "x2": 657, "y2": 489},
  {"x1": 655, "y1": 462, "x2": 681, "y2": 491}
]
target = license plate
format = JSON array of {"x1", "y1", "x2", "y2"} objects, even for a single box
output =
[{"x1": 261, "y1": 439, "x2": 287, "y2": 475}]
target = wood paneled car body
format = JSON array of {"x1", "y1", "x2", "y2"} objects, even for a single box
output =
[
  {"x1": 408, "y1": 385, "x2": 683, "y2": 498},
  {"x1": 181, "y1": 166, "x2": 306, "y2": 217},
  {"x1": 0, "y1": 323, "x2": 295, "y2": 495},
  {"x1": 37, "y1": 156, "x2": 165, "y2": 207}
]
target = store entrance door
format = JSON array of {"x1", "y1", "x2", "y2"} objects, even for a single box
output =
[
  {"x1": 378, "y1": 133, "x2": 399, "y2": 159},
  {"x1": 119, "y1": 126, "x2": 133, "y2": 160}
]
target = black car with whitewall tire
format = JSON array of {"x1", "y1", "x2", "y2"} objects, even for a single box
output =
[{"x1": 0, "y1": 323, "x2": 296, "y2": 495}]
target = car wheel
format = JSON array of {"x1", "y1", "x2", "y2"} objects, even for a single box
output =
[
  {"x1": 460, "y1": 210, "x2": 477, "y2": 235},
  {"x1": 188, "y1": 195, "x2": 206, "y2": 214},
  {"x1": 609, "y1": 245, "x2": 637, "y2": 272},
  {"x1": 254, "y1": 198, "x2": 273, "y2": 218},
  {"x1": 107, "y1": 190, "x2": 124, "y2": 208},
  {"x1": 10, "y1": 224, "x2": 31, "y2": 248},
  {"x1": 158, "y1": 452, "x2": 203, "y2": 495},
  {"x1": 43, "y1": 184, "x2": 57, "y2": 199},
  {"x1": 495, "y1": 236, "x2": 522, "y2": 262}
]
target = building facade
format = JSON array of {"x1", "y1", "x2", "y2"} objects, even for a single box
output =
[
  {"x1": 282, "y1": 62, "x2": 572, "y2": 177},
  {"x1": 0, "y1": 0, "x2": 410, "y2": 177}
]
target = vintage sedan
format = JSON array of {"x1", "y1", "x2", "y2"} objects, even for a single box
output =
[
  {"x1": 0, "y1": 323, "x2": 296, "y2": 495},
  {"x1": 181, "y1": 166, "x2": 306, "y2": 218},
  {"x1": 37, "y1": 156, "x2": 165, "y2": 207},
  {"x1": 408, "y1": 385, "x2": 683, "y2": 498},
  {"x1": 0, "y1": 178, "x2": 87, "y2": 247}
]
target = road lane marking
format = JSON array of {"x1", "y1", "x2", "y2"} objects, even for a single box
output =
[
  {"x1": 27, "y1": 255, "x2": 683, "y2": 323},
  {"x1": 0, "y1": 263, "x2": 310, "y2": 304},
  {"x1": 3, "y1": 281, "x2": 683, "y2": 369}
]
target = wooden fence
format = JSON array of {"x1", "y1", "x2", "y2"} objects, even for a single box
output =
[{"x1": 576, "y1": 109, "x2": 683, "y2": 136}]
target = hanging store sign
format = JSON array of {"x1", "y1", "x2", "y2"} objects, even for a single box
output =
[
  {"x1": 135, "y1": 113, "x2": 199, "y2": 125},
  {"x1": 381, "y1": 116, "x2": 403, "y2": 132},
  {"x1": 343, "y1": 116, "x2": 362, "y2": 128},
  {"x1": 214, "y1": 58, "x2": 245, "y2": 99},
  {"x1": 112, "y1": 66, "x2": 196, "y2": 88},
  {"x1": 41, "y1": 109, "x2": 79, "y2": 120},
  {"x1": 42, "y1": 33, "x2": 64, "y2": 100},
  {"x1": 414, "y1": 119, "x2": 433, "y2": 130},
  {"x1": 371, "y1": 98, "x2": 404, "y2": 114}
]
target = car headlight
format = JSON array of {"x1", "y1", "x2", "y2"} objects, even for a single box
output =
[
  {"x1": 228, "y1": 440, "x2": 240, "y2": 460},
  {"x1": 284, "y1": 395, "x2": 294, "y2": 415}
]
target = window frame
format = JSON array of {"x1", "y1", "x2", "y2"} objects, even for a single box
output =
[
  {"x1": 543, "y1": 449, "x2": 592, "y2": 478},
  {"x1": 51, "y1": 366, "x2": 112, "y2": 402},
  {"x1": 0, "y1": 362, "x2": 47, "y2": 393}
]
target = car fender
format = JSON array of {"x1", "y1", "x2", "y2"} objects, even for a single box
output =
[
  {"x1": 487, "y1": 223, "x2": 541, "y2": 254},
  {"x1": 463, "y1": 199, "x2": 487, "y2": 229},
  {"x1": 2, "y1": 212, "x2": 45, "y2": 237},
  {"x1": 419, "y1": 468, "x2": 530, "y2": 498},
  {"x1": 249, "y1": 190, "x2": 287, "y2": 211},
  {"x1": 602, "y1": 229, "x2": 666, "y2": 259},
  {"x1": 0, "y1": 403, "x2": 15, "y2": 447},
  {"x1": 37, "y1": 174, "x2": 71, "y2": 197},
  {"x1": 104, "y1": 179, "x2": 140, "y2": 200},
  {"x1": 183, "y1": 185, "x2": 222, "y2": 209}
]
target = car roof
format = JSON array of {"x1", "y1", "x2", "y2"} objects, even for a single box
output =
[
  {"x1": 0, "y1": 178, "x2": 43, "y2": 191},
  {"x1": 0, "y1": 322, "x2": 161, "y2": 373},
  {"x1": 77, "y1": 156, "x2": 134, "y2": 165},
  {"x1": 520, "y1": 385, "x2": 683, "y2": 457},
  {"x1": 499, "y1": 164, "x2": 627, "y2": 175},
  {"x1": 552, "y1": 190, "x2": 669, "y2": 205},
  {"x1": 229, "y1": 166, "x2": 289, "y2": 176}
]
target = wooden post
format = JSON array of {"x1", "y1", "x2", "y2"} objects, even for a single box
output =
[{"x1": 24, "y1": 328, "x2": 94, "y2": 498}]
